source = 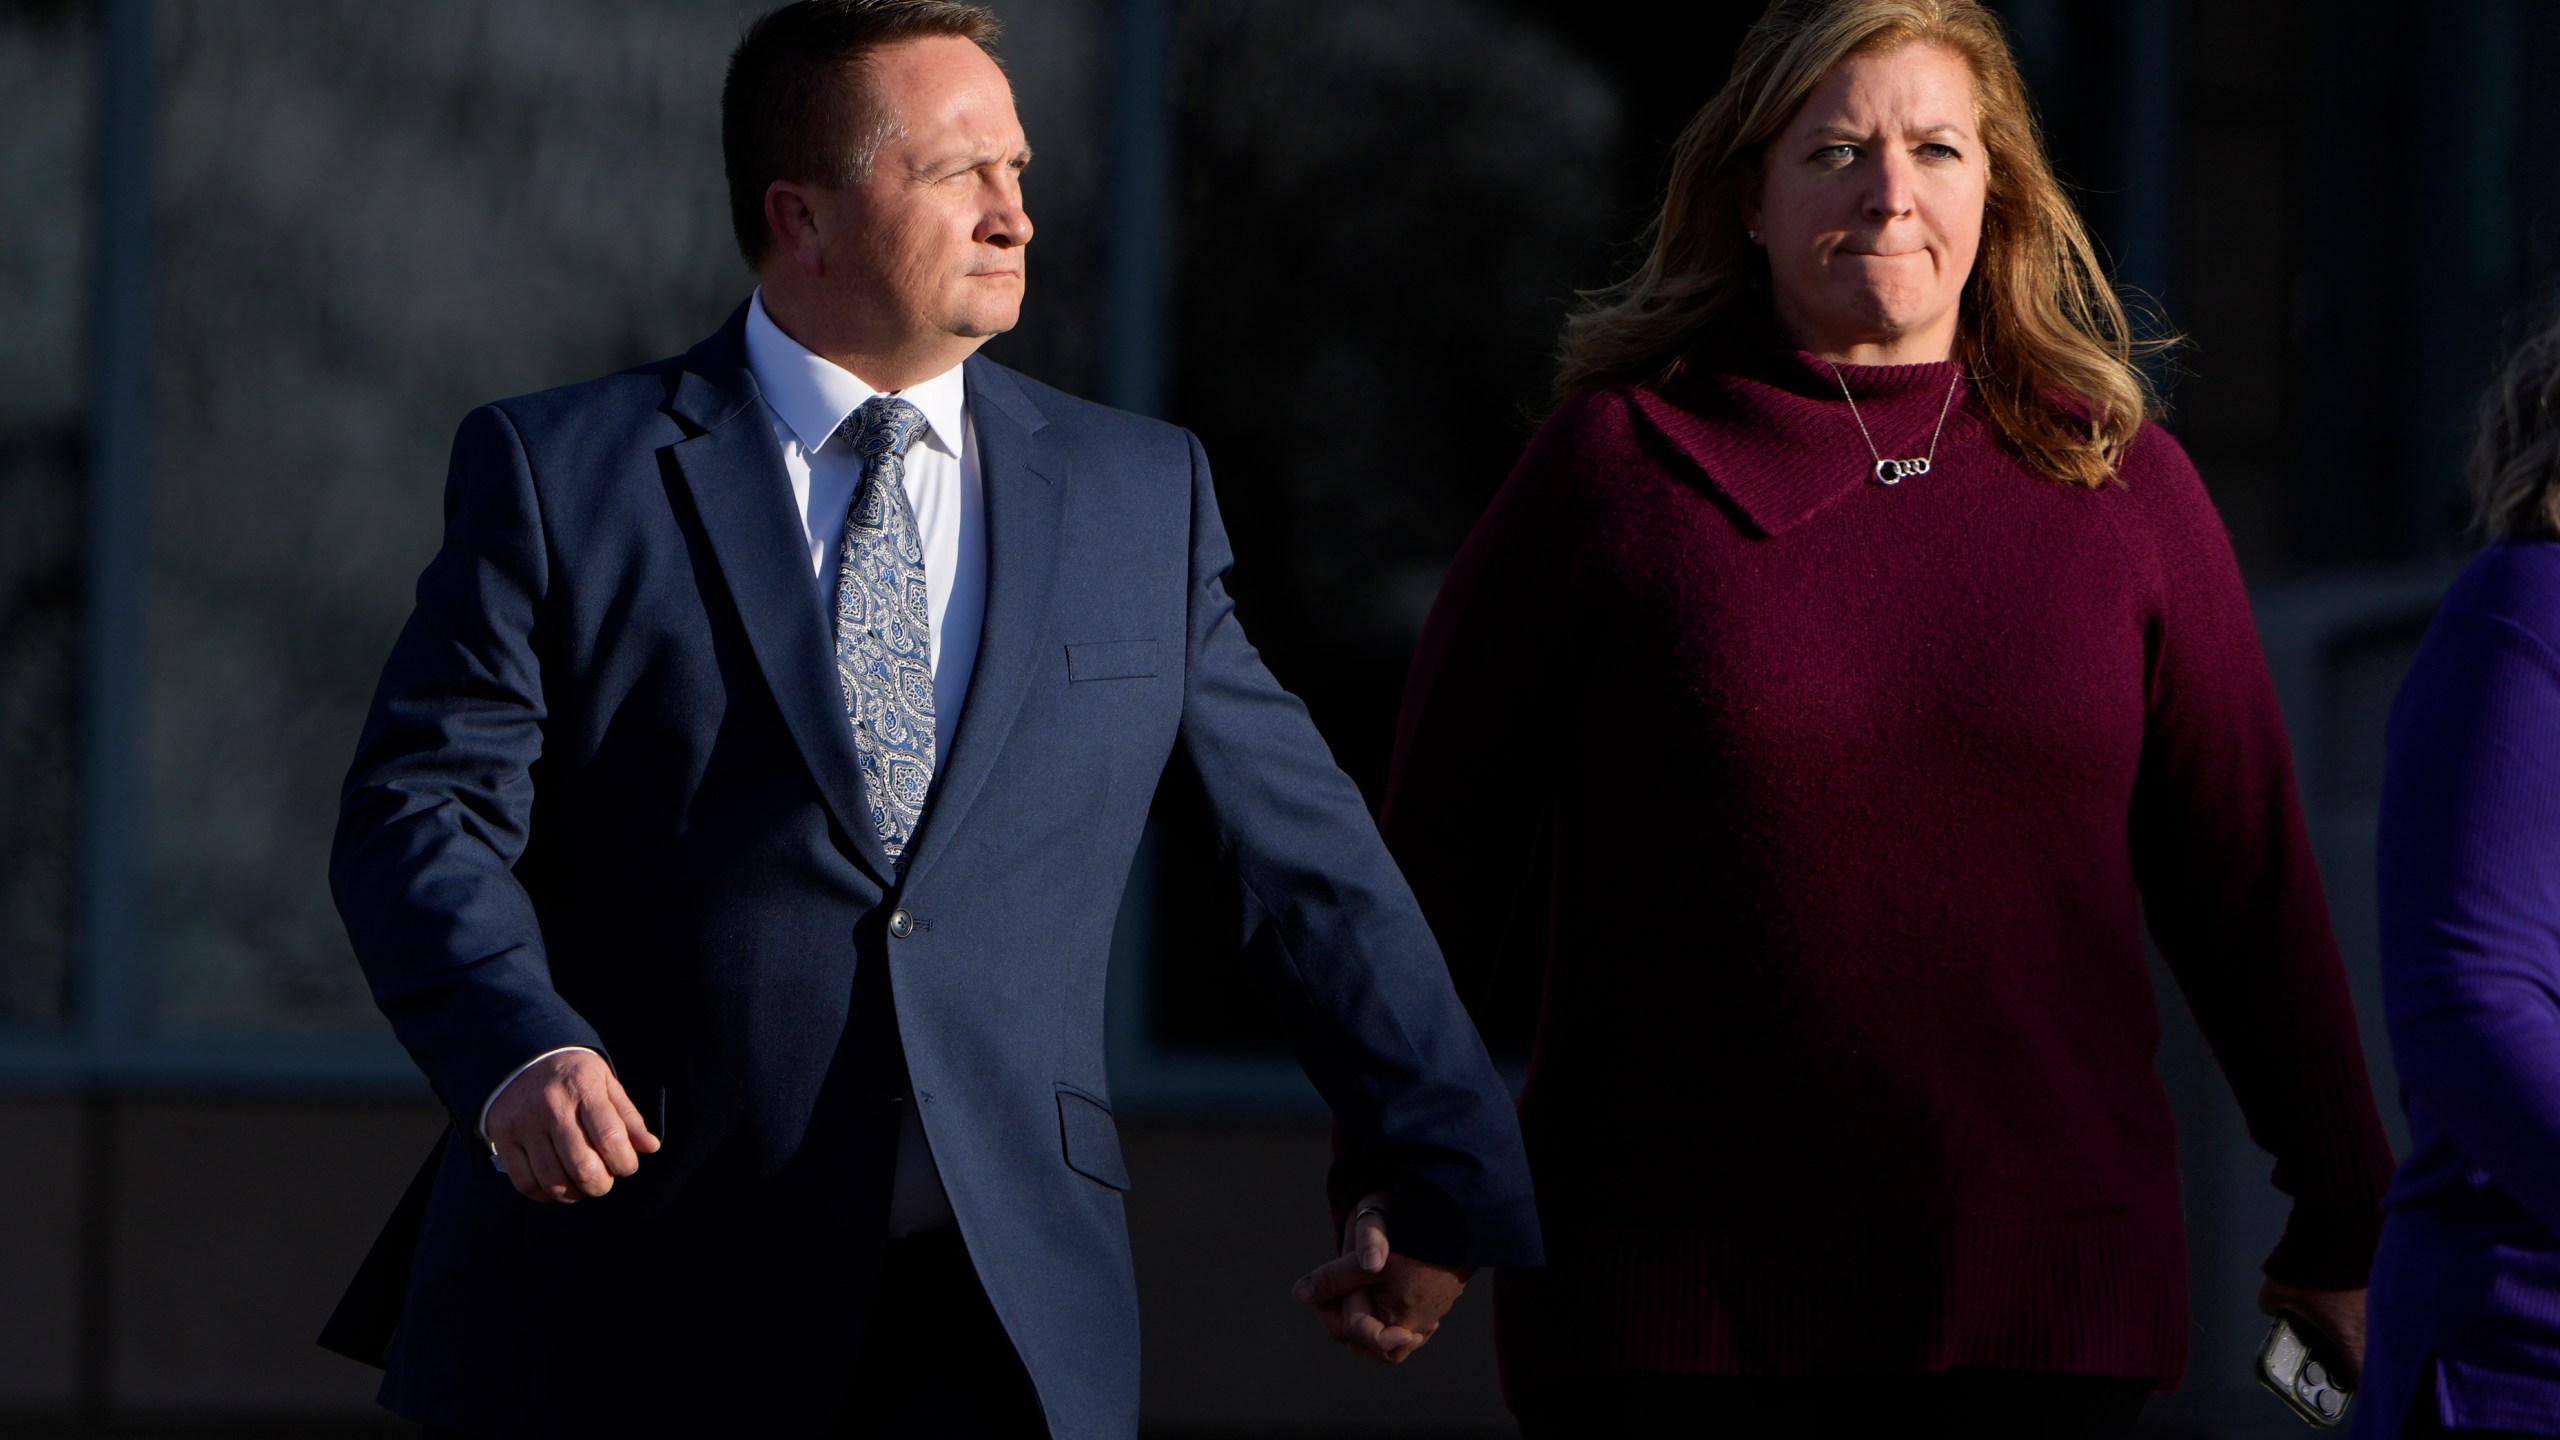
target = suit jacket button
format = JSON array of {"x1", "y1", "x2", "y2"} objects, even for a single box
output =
[{"x1": 888, "y1": 909, "x2": 914, "y2": 939}]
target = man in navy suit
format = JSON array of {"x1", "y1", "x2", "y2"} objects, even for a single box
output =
[{"x1": 323, "y1": 2, "x2": 1538, "y2": 1435}]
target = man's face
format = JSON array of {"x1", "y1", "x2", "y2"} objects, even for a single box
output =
[{"x1": 797, "y1": 35, "x2": 1033, "y2": 355}]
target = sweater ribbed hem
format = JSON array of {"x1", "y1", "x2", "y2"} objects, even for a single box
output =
[{"x1": 1494, "y1": 1215, "x2": 2188, "y2": 1410}]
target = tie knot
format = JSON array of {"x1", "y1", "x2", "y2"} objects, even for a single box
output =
[{"x1": 841, "y1": 396, "x2": 929, "y2": 463}]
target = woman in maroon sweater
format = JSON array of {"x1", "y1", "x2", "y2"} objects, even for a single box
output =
[{"x1": 1376, "y1": 1, "x2": 2395, "y2": 1433}]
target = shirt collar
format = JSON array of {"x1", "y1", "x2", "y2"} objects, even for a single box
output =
[{"x1": 743, "y1": 289, "x2": 968, "y2": 460}]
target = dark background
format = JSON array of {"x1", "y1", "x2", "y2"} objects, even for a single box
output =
[{"x1": 0, "y1": 0, "x2": 2552, "y2": 1434}]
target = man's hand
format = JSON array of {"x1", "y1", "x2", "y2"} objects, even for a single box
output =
[
  {"x1": 1290, "y1": 1191, "x2": 1472, "y2": 1364},
  {"x1": 483, "y1": 1050, "x2": 660, "y2": 1204},
  {"x1": 2259, "y1": 1279, "x2": 2367, "y2": 1384}
]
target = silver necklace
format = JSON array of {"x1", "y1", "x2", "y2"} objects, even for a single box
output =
[{"x1": 1825, "y1": 361, "x2": 1964, "y2": 486}]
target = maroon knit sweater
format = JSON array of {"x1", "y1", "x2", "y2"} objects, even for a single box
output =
[{"x1": 1378, "y1": 344, "x2": 2395, "y2": 1402}]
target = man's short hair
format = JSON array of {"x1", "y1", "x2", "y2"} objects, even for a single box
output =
[{"x1": 722, "y1": 0, "x2": 1005, "y2": 268}]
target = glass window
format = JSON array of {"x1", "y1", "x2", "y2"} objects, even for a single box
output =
[{"x1": 0, "y1": 3, "x2": 95, "y2": 1034}]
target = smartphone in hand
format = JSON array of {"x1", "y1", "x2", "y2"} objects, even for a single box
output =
[{"x1": 2258, "y1": 1309, "x2": 2353, "y2": 1428}]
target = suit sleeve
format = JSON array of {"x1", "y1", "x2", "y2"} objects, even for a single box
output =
[
  {"x1": 2378, "y1": 601, "x2": 2560, "y2": 1232},
  {"x1": 1169, "y1": 430, "x2": 1542, "y2": 1270},
  {"x1": 331, "y1": 403, "x2": 605, "y2": 1130},
  {"x1": 2122, "y1": 431, "x2": 2395, "y2": 1288}
]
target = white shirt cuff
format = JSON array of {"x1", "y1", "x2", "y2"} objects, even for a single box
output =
[{"x1": 477, "y1": 1046, "x2": 602, "y2": 1146}]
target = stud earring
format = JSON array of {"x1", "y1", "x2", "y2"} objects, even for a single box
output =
[{"x1": 1748, "y1": 229, "x2": 1760, "y2": 242}]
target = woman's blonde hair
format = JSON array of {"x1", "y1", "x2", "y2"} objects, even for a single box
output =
[
  {"x1": 1555, "y1": 0, "x2": 2156, "y2": 489},
  {"x1": 2471, "y1": 300, "x2": 2560, "y2": 543}
]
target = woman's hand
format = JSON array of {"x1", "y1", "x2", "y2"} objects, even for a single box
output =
[
  {"x1": 2259, "y1": 1279, "x2": 2366, "y2": 1383},
  {"x1": 1291, "y1": 1191, "x2": 1473, "y2": 1363}
]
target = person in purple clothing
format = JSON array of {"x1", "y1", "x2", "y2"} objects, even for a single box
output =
[{"x1": 2367, "y1": 305, "x2": 2560, "y2": 1439}]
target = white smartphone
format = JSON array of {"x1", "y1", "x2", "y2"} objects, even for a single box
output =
[{"x1": 2256, "y1": 1309, "x2": 2353, "y2": 1428}]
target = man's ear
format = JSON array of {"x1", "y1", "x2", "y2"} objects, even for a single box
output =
[{"x1": 763, "y1": 180, "x2": 828, "y2": 277}]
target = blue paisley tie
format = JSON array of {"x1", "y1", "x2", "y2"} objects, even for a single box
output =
[{"x1": 832, "y1": 396, "x2": 936, "y2": 862}]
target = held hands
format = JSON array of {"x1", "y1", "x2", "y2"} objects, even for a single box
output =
[
  {"x1": 483, "y1": 1050, "x2": 661, "y2": 1204},
  {"x1": 2259, "y1": 1279, "x2": 2367, "y2": 1384},
  {"x1": 1290, "y1": 1191, "x2": 1473, "y2": 1364}
]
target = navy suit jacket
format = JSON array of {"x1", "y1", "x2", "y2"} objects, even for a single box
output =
[{"x1": 326, "y1": 305, "x2": 1540, "y2": 1437}]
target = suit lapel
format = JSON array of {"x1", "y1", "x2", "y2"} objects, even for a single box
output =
[
  {"x1": 664, "y1": 310, "x2": 898, "y2": 889},
  {"x1": 897, "y1": 356, "x2": 1065, "y2": 892}
]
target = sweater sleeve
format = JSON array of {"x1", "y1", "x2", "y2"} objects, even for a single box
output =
[
  {"x1": 2377, "y1": 579, "x2": 2560, "y2": 1233},
  {"x1": 1377, "y1": 399, "x2": 1587, "y2": 1054},
  {"x1": 2119, "y1": 429, "x2": 2397, "y2": 1289}
]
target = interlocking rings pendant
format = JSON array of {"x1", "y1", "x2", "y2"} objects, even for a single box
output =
[{"x1": 1873, "y1": 456, "x2": 1931, "y2": 486}]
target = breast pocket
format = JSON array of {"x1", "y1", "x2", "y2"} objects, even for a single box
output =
[{"x1": 1064, "y1": 639, "x2": 1160, "y2": 683}]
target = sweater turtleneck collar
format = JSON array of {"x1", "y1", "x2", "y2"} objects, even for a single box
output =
[{"x1": 1627, "y1": 338, "x2": 1972, "y2": 537}]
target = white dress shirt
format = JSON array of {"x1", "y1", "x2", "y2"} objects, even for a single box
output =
[
  {"x1": 742, "y1": 290, "x2": 987, "y2": 741},
  {"x1": 480, "y1": 291, "x2": 986, "y2": 1236}
]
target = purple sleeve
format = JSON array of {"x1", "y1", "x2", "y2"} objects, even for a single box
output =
[{"x1": 2378, "y1": 596, "x2": 2560, "y2": 1233}]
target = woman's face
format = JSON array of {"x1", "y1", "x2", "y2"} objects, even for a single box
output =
[{"x1": 1744, "y1": 42, "x2": 1987, "y2": 365}]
